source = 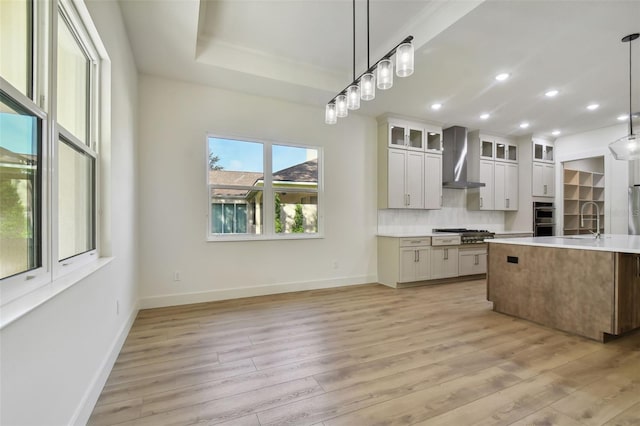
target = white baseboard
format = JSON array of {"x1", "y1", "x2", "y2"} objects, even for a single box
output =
[
  {"x1": 71, "y1": 301, "x2": 139, "y2": 426},
  {"x1": 139, "y1": 275, "x2": 377, "y2": 309}
]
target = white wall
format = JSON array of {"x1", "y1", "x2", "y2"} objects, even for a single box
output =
[
  {"x1": 555, "y1": 124, "x2": 630, "y2": 234},
  {"x1": 138, "y1": 75, "x2": 378, "y2": 307},
  {"x1": 0, "y1": 1, "x2": 139, "y2": 424}
]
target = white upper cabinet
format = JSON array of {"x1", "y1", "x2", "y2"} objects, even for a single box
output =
[
  {"x1": 494, "y1": 137, "x2": 518, "y2": 162},
  {"x1": 378, "y1": 116, "x2": 443, "y2": 210},
  {"x1": 533, "y1": 163, "x2": 555, "y2": 197},
  {"x1": 388, "y1": 121, "x2": 424, "y2": 151},
  {"x1": 424, "y1": 153, "x2": 443, "y2": 210},
  {"x1": 494, "y1": 161, "x2": 518, "y2": 211},
  {"x1": 533, "y1": 139, "x2": 554, "y2": 163},
  {"x1": 532, "y1": 138, "x2": 555, "y2": 197}
]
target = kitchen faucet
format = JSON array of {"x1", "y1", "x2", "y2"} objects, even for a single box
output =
[{"x1": 580, "y1": 201, "x2": 601, "y2": 238}]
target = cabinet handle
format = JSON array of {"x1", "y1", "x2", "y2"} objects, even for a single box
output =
[
  {"x1": 475, "y1": 254, "x2": 479, "y2": 265},
  {"x1": 544, "y1": 184, "x2": 547, "y2": 195},
  {"x1": 506, "y1": 198, "x2": 510, "y2": 208},
  {"x1": 480, "y1": 197, "x2": 483, "y2": 208},
  {"x1": 408, "y1": 194, "x2": 410, "y2": 206},
  {"x1": 416, "y1": 250, "x2": 420, "y2": 262},
  {"x1": 444, "y1": 248, "x2": 449, "y2": 260},
  {"x1": 414, "y1": 250, "x2": 417, "y2": 262}
]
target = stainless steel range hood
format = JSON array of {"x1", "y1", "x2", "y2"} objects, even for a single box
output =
[{"x1": 442, "y1": 126, "x2": 485, "y2": 189}]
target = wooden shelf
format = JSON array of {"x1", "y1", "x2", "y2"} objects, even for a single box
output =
[{"x1": 563, "y1": 168, "x2": 604, "y2": 235}]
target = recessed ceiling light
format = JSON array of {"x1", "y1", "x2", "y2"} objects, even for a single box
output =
[
  {"x1": 587, "y1": 103, "x2": 599, "y2": 110},
  {"x1": 431, "y1": 103, "x2": 442, "y2": 110},
  {"x1": 495, "y1": 73, "x2": 510, "y2": 81},
  {"x1": 545, "y1": 89, "x2": 559, "y2": 97},
  {"x1": 519, "y1": 122, "x2": 529, "y2": 129},
  {"x1": 552, "y1": 130, "x2": 561, "y2": 136},
  {"x1": 618, "y1": 114, "x2": 629, "y2": 121},
  {"x1": 480, "y1": 113, "x2": 490, "y2": 120}
]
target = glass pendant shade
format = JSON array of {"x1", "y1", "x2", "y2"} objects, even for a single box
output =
[
  {"x1": 360, "y1": 73, "x2": 376, "y2": 101},
  {"x1": 336, "y1": 94, "x2": 348, "y2": 117},
  {"x1": 346, "y1": 83, "x2": 360, "y2": 110},
  {"x1": 609, "y1": 134, "x2": 639, "y2": 160},
  {"x1": 325, "y1": 103, "x2": 337, "y2": 125},
  {"x1": 376, "y1": 58, "x2": 393, "y2": 90},
  {"x1": 396, "y1": 42, "x2": 414, "y2": 77}
]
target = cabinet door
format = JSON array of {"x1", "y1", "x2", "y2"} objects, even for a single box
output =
[
  {"x1": 532, "y1": 163, "x2": 545, "y2": 196},
  {"x1": 494, "y1": 162, "x2": 506, "y2": 210},
  {"x1": 431, "y1": 247, "x2": 459, "y2": 279},
  {"x1": 543, "y1": 164, "x2": 555, "y2": 197},
  {"x1": 389, "y1": 125, "x2": 406, "y2": 148},
  {"x1": 407, "y1": 127, "x2": 424, "y2": 151},
  {"x1": 424, "y1": 153, "x2": 442, "y2": 209},
  {"x1": 480, "y1": 137, "x2": 494, "y2": 159},
  {"x1": 405, "y1": 151, "x2": 424, "y2": 209},
  {"x1": 533, "y1": 142, "x2": 545, "y2": 161},
  {"x1": 388, "y1": 149, "x2": 406, "y2": 208},
  {"x1": 459, "y1": 250, "x2": 487, "y2": 276},
  {"x1": 615, "y1": 253, "x2": 640, "y2": 333},
  {"x1": 399, "y1": 248, "x2": 417, "y2": 283},
  {"x1": 479, "y1": 160, "x2": 494, "y2": 210},
  {"x1": 505, "y1": 163, "x2": 519, "y2": 210},
  {"x1": 415, "y1": 248, "x2": 431, "y2": 281}
]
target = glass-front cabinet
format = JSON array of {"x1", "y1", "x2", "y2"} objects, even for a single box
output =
[
  {"x1": 495, "y1": 137, "x2": 518, "y2": 162},
  {"x1": 533, "y1": 139, "x2": 554, "y2": 162},
  {"x1": 425, "y1": 124, "x2": 443, "y2": 152},
  {"x1": 388, "y1": 123, "x2": 424, "y2": 151},
  {"x1": 481, "y1": 138, "x2": 495, "y2": 159}
]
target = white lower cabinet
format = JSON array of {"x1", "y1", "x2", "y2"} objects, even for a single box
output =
[
  {"x1": 430, "y1": 247, "x2": 459, "y2": 279},
  {"x1": 458, "y1": 247, "x2": 487, "y2": 275},
  {"x1": 399, "y1": 247, "x2": 431, "y2": 283}
]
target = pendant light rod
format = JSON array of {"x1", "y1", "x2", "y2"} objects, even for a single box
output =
[
  {"x1": 352, "y1": 0, "x2": 356, "y2": 81},
  {"x1": 623, "y1": 33, "x2": 638, "y2": 135},
  {"x1": 328, "y1": 35, "x2": 414, "y2": 104},
  {"x1": 367, "y1": 0, "x2": 370, "y2": 69}
]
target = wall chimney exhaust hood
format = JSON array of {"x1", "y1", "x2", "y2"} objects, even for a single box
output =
[{"x1": 442, "y1": 126, "x2": 486, "y2": 189}]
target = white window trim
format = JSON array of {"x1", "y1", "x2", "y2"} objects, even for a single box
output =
[
  {"x1": 0, "y1": 0, "x2": 108, "y2": 314},
  {"x1": 205, "y1": 133, "x2": 324, "y2": 241}
]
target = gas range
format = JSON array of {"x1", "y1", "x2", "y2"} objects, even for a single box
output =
[{"x1": 432, "y1": 228, "x2": 495, "y2": 244}]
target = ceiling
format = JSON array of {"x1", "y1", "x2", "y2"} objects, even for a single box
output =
[{"x1": 118, "y1": 0, "x2": 640, "y2": 139}]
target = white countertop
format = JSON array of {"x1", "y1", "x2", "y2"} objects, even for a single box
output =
[
  {"x1": 377, "y1": 230, "x2": 533, "y2": 238},
  {"x1": 489, "y1": 234, "x2": 640, "y2": 254}
]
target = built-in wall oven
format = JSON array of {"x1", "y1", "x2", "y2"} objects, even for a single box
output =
[{"x1": 533, "y1": 202, "x2": 555, "y2": 236}]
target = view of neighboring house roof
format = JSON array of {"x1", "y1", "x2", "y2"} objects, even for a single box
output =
[
  {"x1": 209, "y1": 170, "x2": 263, "y2": 186},
  {"x1": 0, "y1": 147, "x2": 36, "y2": 166},
  {"x1": 272, "y1": 158, "x2": 317, "y2": 183}
]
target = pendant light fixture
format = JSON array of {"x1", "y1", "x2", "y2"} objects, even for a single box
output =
[
  {"x1": 325, "y1": 0, "x2": 414, "y2": 124},
  {"x1": 609, "y1": 32, "x2": 639, "y2": 160}
]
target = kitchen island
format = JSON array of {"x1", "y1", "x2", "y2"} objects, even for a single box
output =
[{"x1": 487, "y1": 235, "x2": 640, "y2": 342}]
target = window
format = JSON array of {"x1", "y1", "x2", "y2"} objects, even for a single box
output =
[
  {"x1": 0, "y1": 93, "x2": 41, "y2": 280},
  {"x1": 207, "y1": 136, "x2": 322, "y2": 239},
  {"x1": 0, "y1": 0, "x2": 101, "y2": 306},
  {"x1": 0, "y1": 0, "x2": 32, "y2": 97}
]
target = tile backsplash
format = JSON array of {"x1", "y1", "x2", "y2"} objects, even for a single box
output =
[{"x1": 378, "y1": 189, "x2": 505, "y2": 234}]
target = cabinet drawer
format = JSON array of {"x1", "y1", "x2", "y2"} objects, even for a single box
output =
[
  {"x1": 431, "y1": 235, "x2": 461, "y2": 246},
  {"x1": 400, "y1": 238, "x2": 431, "y2": 247}
]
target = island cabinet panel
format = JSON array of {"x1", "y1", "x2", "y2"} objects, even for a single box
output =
[
  {"x1": 487, "y1": 243, "x2": 615, "y2": 341},
  {"x1": 615, "y1": 253, "x2": 640, "y2": 333}
]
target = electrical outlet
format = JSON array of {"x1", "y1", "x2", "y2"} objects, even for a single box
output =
[
  {"x1": 332, "y1": 260, "x2": 339, "y2": 270},
  {"x1": 173, "y1": 271, "x2": 181, "y2": 282}
]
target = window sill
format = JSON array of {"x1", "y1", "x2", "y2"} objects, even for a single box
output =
[
  {"x1": 207, "y1": 233, "x2": 325, "y2": 242},
  {"x1": 0, "y1": 257, "x2": 114, "y2": 331}
]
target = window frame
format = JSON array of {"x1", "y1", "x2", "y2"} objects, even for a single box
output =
[
  {"x1": 0, "y1": 0, "x2": 102, "y2": 308},
  {"x1": 206, "y1": 134, "x2": 324, "y2": 241}
]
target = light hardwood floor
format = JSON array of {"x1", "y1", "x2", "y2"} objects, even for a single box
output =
[{"x1": 88, "y1": 280, "x2": 640, "y2": 426}]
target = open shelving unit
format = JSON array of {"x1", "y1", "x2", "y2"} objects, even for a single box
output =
[{"x1": 563, "y1": 169, "x2": 604, "y2": 235}]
